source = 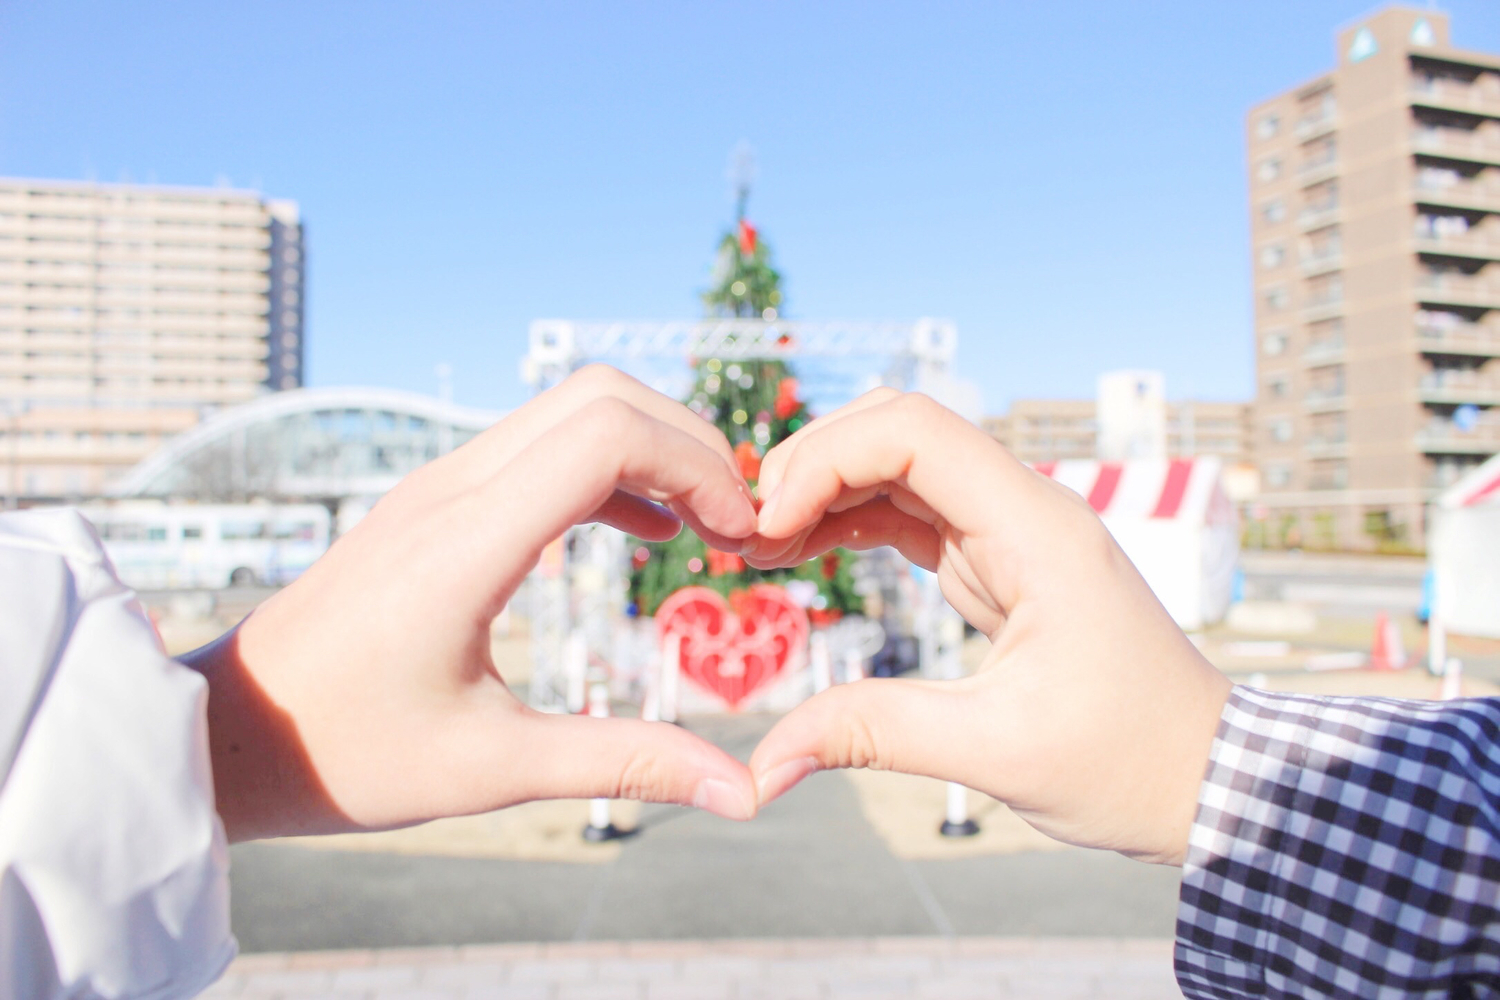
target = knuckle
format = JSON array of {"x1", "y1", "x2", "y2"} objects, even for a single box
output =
[
  {"x1": 899, "y1": 392, "x2": 942, "y2": 423},
  {"x1": 569, "y1": 363, "x2": 632, "y2": 396},
  {"x1": 577, "y1": 394, "x2": 636, "y2": 429},
  {"x1": 863, "y1": 386, "x2": 901, "y2": 405},
  {"x1": 614, "y1": 747, "x2": 672, "y2": 802},
  {"x1": 824, "y1": 690, "x2": 890, "y2": 772}
]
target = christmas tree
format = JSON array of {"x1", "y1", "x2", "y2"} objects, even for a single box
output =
[{"x1": 628, "y1": 150, "x2": 862, "y2": 620}]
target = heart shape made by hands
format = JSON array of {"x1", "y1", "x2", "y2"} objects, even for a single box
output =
[{"x1": 655, "y1": 584, "x2": 810, "y2": 709}]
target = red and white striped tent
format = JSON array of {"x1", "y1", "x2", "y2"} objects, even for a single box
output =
[
  {"x1": 1035, "y1": 457, "x2": 1239, "y2": 631},
  {"x1": 1430, "y1": 453, "x2": 1500, "y2": 639}
]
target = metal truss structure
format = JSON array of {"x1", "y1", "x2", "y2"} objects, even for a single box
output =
[{"x1": 523, "y1": 318, "x2": 957, "y2": 712}]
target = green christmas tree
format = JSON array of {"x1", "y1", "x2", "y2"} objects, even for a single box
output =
[{"x1": 628, "y1": 152, "x2": 861, "y2": 619}]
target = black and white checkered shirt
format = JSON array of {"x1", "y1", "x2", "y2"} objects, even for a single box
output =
[{"x1": 1175, "y1": 686, "x2": 1500, "y2": 998}]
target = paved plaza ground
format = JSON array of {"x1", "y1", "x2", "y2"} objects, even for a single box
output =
[{"x1": 208, "y1": 937, "x2": 1182, "y2": 999}]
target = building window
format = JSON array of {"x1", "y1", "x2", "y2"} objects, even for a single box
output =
[
  {"x1": 1265, "y1": 463, "x2": 1293, "y2": 488},
  {"x1": 1260, "y1": 243, "x2": 1286, "y2": 269},
  {"x1": 1257, "y1": 114, "x2": 1281, "y2": 140},
  {"x1": 1264, "y1": 286, "x2": 1290, "y2": 312},
  {"x1": 1261, "y1": 199, "x2": 1286, "y2": 225},
  {"x1": 1268, "y1": 418, "x2": 1294, "y2": 443},
  {"x1": 1267, "y1": 375, "x2": 1290, "y2": 399},
  {"x1": 1258, "y1": 158, "x2": 1282, "y2": 183},
  {"x1": 1263, "y1": 331, "x2": 1289, "y2": 356}
]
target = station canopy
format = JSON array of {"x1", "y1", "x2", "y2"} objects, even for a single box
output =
[{"x1": 110, "y1": 387, "x2": 501, "y2": 504}]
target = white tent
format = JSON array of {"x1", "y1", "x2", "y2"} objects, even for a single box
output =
[
  {"x1": 1037, "y1": 458, "x2": 1239, "y2": 631},
  {"x1": 1429, "y1": 453, "x2": 1500, "y2": 639}
]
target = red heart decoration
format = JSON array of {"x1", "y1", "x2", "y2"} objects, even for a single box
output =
[{"x1": 655, "y1": 584, "x2": 810, "y2": 709}]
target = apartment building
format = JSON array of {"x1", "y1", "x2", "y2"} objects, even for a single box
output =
[
  {"x1": 1248, "y1": 7, "x2": 1499, "y2": 550},
  {"x1": 986, "y1": 398, "x2": 1253, "y2": 467},
  {"x1": 0, "y1": 178, "x2": 304, "y2": 500}
]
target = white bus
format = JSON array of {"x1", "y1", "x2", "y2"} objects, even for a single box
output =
[{"x1": 73, "y1": 502, "x2": 332, "y2": 590}]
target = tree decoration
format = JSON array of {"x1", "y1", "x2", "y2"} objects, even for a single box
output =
[{"x1": 626, "y1": 146, "x2": 862, "y2": 619}]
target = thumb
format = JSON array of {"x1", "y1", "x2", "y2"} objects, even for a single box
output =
[
  {"x1": 510, "y1": 714, "x2": 758, "y2": 821},
  {"x1": 749, "y1": 677, "x2": 966, "y2": 806}
]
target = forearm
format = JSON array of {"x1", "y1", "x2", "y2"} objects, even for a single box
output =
[
  {"x1": 1175, "y1": 687, "x2": 1500, "y2": 999},
  {"x1": 179, "y1": 623, "x2": 348, "y2": 842}
]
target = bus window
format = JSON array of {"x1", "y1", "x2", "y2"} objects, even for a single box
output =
[
  {"x1": 221, "y1": 521, "x2": 268, "y2": 541},
  {"x1": 182, "y1": 525, "x2": 203, "y2": 540},
  {"x1": 100, "y1": 523, "x2": 145, "y2": 542},
  {"x1": 146, "y1": 526, "x2": 167, "y2": 542},
  {"x1": 275, "y1": 522, "x2": 318, "y2": 541}
]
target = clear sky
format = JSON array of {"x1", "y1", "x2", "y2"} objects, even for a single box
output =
[{"x1": 2, "y1": 1, "x2": 1497, "y2": 414}]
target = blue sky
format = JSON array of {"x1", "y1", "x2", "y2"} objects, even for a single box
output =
[{"x1": 2, "y1": 1, "x2": 1497, "y2": 414}]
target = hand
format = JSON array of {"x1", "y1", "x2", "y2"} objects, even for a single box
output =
[
  {"x1": 182, "y1": 365, "x2": 761, "y2": 842},
  {"x1": 743, "y1": 390, "x2": 1232, "y2": 865}
]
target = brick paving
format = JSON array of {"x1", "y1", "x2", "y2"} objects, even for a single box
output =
[{"x1": 206, "y1": 938, "x2": 1183, "y2": 999}]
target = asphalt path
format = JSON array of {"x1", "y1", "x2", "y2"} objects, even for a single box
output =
[{"x1": 229, "y1": 714, "x2": 1181, "y2": 952}]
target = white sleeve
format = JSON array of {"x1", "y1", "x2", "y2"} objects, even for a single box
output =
[{"x1": 0, "y1": 509, "x2": 235, "y2": 1000}]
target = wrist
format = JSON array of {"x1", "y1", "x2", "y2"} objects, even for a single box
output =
[{"x1": 178, "y1": 623, "x2": 346, "y2": 842}]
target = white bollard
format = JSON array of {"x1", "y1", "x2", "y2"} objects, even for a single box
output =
[
  {"x1": 1429, "y1": 607, "x2": 1447, "y2": 677},
  {"x1": 843, "y1": 649, "x2": 865, "y2": 684},
  {"x1": 810, "y1": 631, "x2": 832, "y2": 693},
  {"x1": 1441, "y1": 657, "x2": 1464, "y2": 701},
  {"x1": 641, "y1": 653, "x2": 661, "y2": 723},
  {"x1": 939, "y1": 781, "x2": 979, "y2": 838},
  {"x1": 660, "y1": 632, "x2": 681, "y2": 724},
  {"x1": 582, "y1": 681, "x2": 625, "y2": 842},
  {"x1": 564, "y1": 630, "x2": 589, "y2": 714}
]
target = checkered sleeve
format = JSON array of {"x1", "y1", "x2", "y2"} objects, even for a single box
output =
[{"x1": 1174, "y1": 686, "x2": 1500, "y2": 999}]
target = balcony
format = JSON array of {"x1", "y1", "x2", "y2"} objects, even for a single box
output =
[
  {"x1": 1417, "y1": 425, "x2": 1500, "y2": 454},
  {"x1": 1414, "y1": 229, "x2": 1500, "y2": 262},
  {"x1": 1298, "y1": 157, "x2": 1339, "y2": 187},
  {"x1": 1414, "y1": 178, "x2": 1500, "y2": 214},
  {"x1": 1301, "y1": 297, "x2": 1344, "y2": 322},
  {"x1": 1298, "y1": 205, "x2": 1340, "y2": 232},
  {"x1": 1412, "y1": 128, "x2": 1500, "y2": 166},
  {"x1": 1304, "y1": 389, "x2": 1347, "y2": 412},
  {"x1": 1295, "y1": 113, "x2": 1337, "y2": 142},
  {"x1": 1417, "y1": 322, "x2": 1500, "y2": 357},
  {"x1": 1416, "y1": 273, "x2": 1500, "y2": 309},
  {"x1": 1300, "y1": 251, "x2": 1342, "y2": 277},
  {"x1": 1418, "y1": 369, "x2": 1500, "y2": 406},
  {"x1": 1420, "y1": 386, "x2": 1500, "y2": 406},
  {"x1": 1304, "y1": 338, "x2": 1346, "y2": 364},
  {"x1": 1410, "y1": 79, "x2": 1500, "y2": 118},
  {"x1": 1305, "y1": 435, "x2": 1349, "y2": 458}
]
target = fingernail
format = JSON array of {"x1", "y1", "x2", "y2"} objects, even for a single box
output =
[
  {"x1": 755, "y1": 755, "x2": 819, "y2": 806},
  {"x1": 692, "y1": 778, "x2": 755, "y2": 821},
  {"x1": 757, "y1": 487, "x2": 782, "y2": 534}
]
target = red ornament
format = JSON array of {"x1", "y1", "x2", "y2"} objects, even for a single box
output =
[
  {"x1": 656, "y1": 585, "x2": 810, "y2": 709},
  {"x1": 734, "y1": 439, "x2": 762, "y2": 481},
  {"x1": 821, "y1": 551, "x2": 840, "y2": 580},
  {"x1": 738, "y1": 219, "x2": 758, "y2": 257},
  {"x1": 705, "y1": 548, "x2": 745, "y2": 577},
  {"x1": 774, "y1": 376, "x2": 801, "y2": 419},
  {"x1": 808, "y1": 608, "x2": 844, "y2": 628}
]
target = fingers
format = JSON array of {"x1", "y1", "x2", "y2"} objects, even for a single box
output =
[
  {"x1": 749, "y1": 677, "x2": 971, "y2": 806},
  {"x1": 754, "y1": 386, "x2": 901, "y2": 503},
  {"x1": 591, "y1": 491, "x2": 682, "y2": 542},
  {"x1": 756, "y1": 394, "x2": 1038, "y2": 543},
  {"x1": 465, "y1": 397, "x2": 758, "y2": 587},
  {"x1": 744, "y1": 497, "x2": 942, "y2": 571},
  {"x1": 512, "y1": 714, "x2": 757, "y2": 820},
  {"x1": 421, "y1": 365, "x2": 746, "y2": 504}
]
